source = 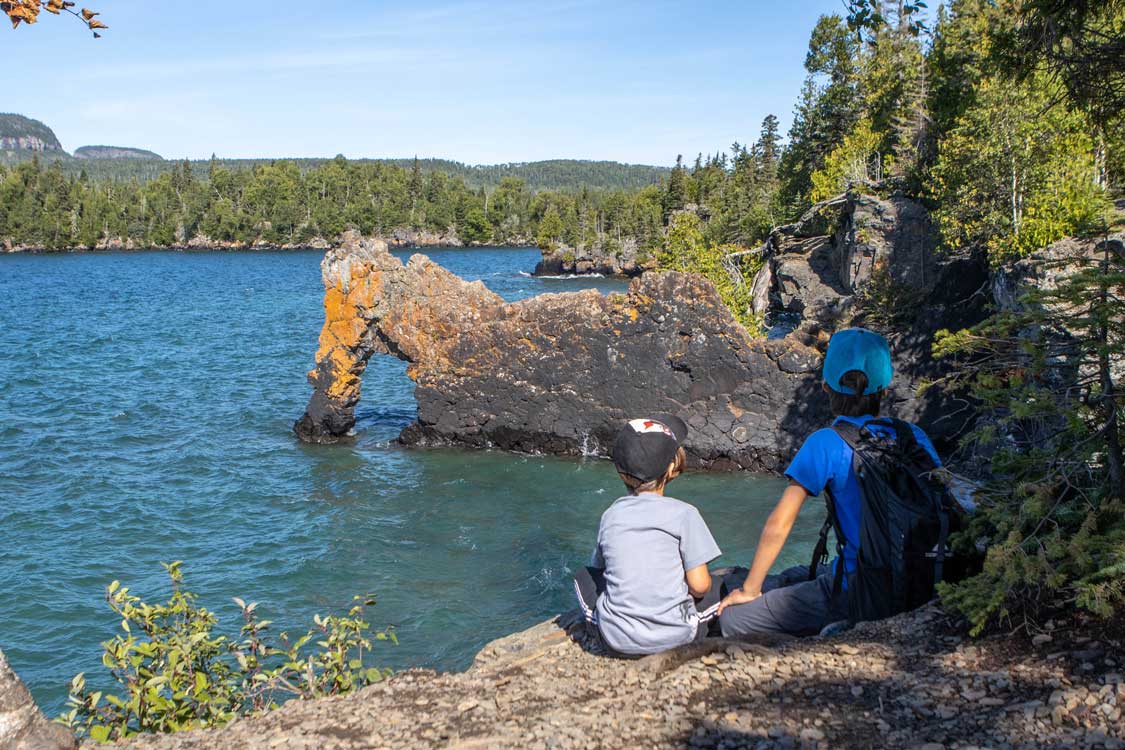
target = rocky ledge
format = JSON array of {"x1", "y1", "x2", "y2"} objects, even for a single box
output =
[
  {"x1": 535, "y1": 236, "x2": 655, "y2": 277},
  {"x1": 90, "y1": 605, "x2": 1123, "y2": 749},
  {"x1": 294, "y1": 194, "x2": 986, "y2": 470}
]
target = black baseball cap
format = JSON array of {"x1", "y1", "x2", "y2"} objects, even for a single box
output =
[{"x1": 612, "y1": 413, "x2": 689, "y2": 482}]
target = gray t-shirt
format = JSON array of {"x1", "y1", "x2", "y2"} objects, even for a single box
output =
[{"x1": 591, "y1": 492, "x2": 721, "y2": 654}]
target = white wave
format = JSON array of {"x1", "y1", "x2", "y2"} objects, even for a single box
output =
[{"x1": 526, "y1": 272, "x2": 606, "y2": 280}]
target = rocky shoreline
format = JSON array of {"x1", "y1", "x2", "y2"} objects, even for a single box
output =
[
  {"x1": 43, "y1": 604, "x2": 1117, "y2": 749},
  {"x1": 534, "y1": 236, "x2": 654, "y2": 278},
  {"x1": 0, "y1": 229, "x2": 530, "y2": 255}
]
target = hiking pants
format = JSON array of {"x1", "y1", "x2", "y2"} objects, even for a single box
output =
[{"x1": 718, "y1": 564, "x2": 848, "y2": 639}]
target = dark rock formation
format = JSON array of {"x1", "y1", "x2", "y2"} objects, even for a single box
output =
[
  {"x1": 993, "y1": 232, "x2": 1125, "y2": 313},
  {"x1": 535, "y1": 237, "x2": 655, "y2": 277},
  {"x1": 750, "y1": 193, "x2": 943, "y2": 321},
  {"x1": 993, "y1": 231, "x2": 1125, "y2": 386},
  {"x1": 73, "y1": 145, "x2": 164, "y2": 160},
  {"x1": 0, "y1": 648, "x2": 76, "y2": 750},
  {"x1": 295, "y1": 194, "x2": 989, "y2": 468},
  {"x1": 295, "y1": 234, "x2": 827, "y2": 471},
  {"x1": 297, "y1": 195, "x2": 985, "y2": 470},
  {"x1": 748, "y1": 193, "x2": 991, "y2": 452}
]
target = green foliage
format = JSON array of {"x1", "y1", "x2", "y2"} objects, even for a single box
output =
[
  {"x1": 658, "y1": 212, "x2": 707, "y2": 271},
  {"x1": 58, "y1": 562, "x2": 395, "y2": 741},
  {"x1": 663, "y1": 155, "x2": 688, "y2": 222},
  {"x1": 779, "y1": 15, "x2": 865, "y2": 207},
  {"x1": 0, "y1": 149, "x2": 670, "y2": 193},
  {"x1": 460, "y1": 208, "x2": 493, "y2": 244},
  {"x1": 933, "y1": 237, "x2": 1125, "y2": 633},
  {"x1": 845, "y1": 0, "x2": 930, "y2": 38},
  {"x1": 657, "y1": 213, "x2": 764, "y2": 334},
  {"x1": 536, "y1": 204, "x2": 565, "y2": 251},
  {"x1": 856, "y1": 259, "x2": 924, "y2": 327},
  {"x1": 809, "y1": 118, "x2": 886, "y2": 201},
  {"x1": 989, "y1": 0, "x2": 1125, "y2": 129},
  {"x1": 927, "y1": 74, "x2": 1110, "y2": 261}
]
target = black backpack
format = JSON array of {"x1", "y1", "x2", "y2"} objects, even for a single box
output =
[{"x1": 807, "y1": 417, "x2": 966, "y2": 624}]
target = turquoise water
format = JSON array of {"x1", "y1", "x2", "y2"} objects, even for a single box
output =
[{"x1": 0, "y1": 247, "x2": 816, "y2": 715}]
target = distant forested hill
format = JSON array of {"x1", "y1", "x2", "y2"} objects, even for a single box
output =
[
  {"x1": 74, "y1": 145, "x2": 165, "y2": 160},
  {"x1": 0, "y1": 151, "x2": 667, "y2": 192}
]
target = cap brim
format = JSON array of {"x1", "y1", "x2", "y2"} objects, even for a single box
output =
[{"x1": 649, "y1": 413, "x2": 688, "y2": 443}]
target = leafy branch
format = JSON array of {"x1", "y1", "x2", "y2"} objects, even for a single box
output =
[
  {"x1": 57, "y1": 562, "x2": 395, "y2": 742},
  {"x1": 2, "y1": 1, "x2": 106, "y2": 36}
]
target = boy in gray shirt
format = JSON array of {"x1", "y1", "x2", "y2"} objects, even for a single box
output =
[{"x1": 573, "y1": 414, "x2": 722, "y2": 655}]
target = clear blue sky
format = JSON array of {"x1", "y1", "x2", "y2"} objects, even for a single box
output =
[{"x1": 8, "y1": 0, "x2": 851, "y2": 166}]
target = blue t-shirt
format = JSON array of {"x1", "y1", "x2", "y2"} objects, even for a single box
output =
[{"x1": 785, "y1": 415, "x2": 941, "y2": 579}]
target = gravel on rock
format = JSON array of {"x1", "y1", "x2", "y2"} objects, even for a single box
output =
[{"x1": 112, "y1": 605, "x2": 1124, "y2": 750}]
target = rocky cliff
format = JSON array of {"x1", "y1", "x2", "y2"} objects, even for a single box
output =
[
  {"x1": 294, "y1": 193, "x2": 985, "y2": 470},
  {"x1": 0, "y1": 114, "x2": 65, "y2": 154},
  {"x1": 73, "y1": 145, "x2": 164, "y2": 160}
]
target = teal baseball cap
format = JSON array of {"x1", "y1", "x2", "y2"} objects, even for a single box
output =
[{"x1": 823, "y1": 328, "x2": 893, "y2": 395}]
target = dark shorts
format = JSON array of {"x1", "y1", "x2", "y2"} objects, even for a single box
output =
[
  {"x1": 718, "y1": 564, "x2": 848, "y2": 639},
  {"x1": 573, "y1": 566, "x2": 723, "y2": 645}
]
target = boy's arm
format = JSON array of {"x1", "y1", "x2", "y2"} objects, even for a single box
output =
[
  {"x1": 684, "y1": 564, "x2": 711, "y2": 599},
  {"x1": 718, "y1": 482, "x2": 809, "y2": 612},
  {"x1": 679, "y1": 507, "x2": 721, "y2": 599}
]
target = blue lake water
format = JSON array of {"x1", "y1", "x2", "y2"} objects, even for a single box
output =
[{"x1": 0, "y1": 246, "x2": 817, "y2": 715}]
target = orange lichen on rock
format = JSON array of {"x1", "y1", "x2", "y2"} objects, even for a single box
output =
[{"x1": 292, "y1": 232, "x2": 829, "y2": 470}]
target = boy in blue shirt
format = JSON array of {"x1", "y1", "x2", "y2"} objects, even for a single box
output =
[{"x1": 717, "y1": 328, "x2": 941, "y2": 638}]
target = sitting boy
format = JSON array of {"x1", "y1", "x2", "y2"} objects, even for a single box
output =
[
  {"x1": 574, "y1": 414, "x2": 723, "y2": 655},
  {"x1": 717, "y1": 328, "x2": 943, "y2": 638}
]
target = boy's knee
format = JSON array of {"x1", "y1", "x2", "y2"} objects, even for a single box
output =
[{"x1": 718, "y1": 598, "x2": 774, "y2": 639}]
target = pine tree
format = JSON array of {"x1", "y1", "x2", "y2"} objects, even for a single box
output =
[
  {"x1": 755, "y1": 115, "x2": 781, "y2": 174},
  {"x1": 408, "y1": 156, "x2": 423, "y2": 226},
  {"x1": 934, "y1": 231, "x2": 1125, "y2": 632},
  {"x1": 778, "y1": 15, "x2": 865, "y2": 207},
  {"x1": 536, "y1": 204, "x2": 565, "y2": 251},
  {"x1": 663, "y1": 154, "x2": 688, "y2": 223}
]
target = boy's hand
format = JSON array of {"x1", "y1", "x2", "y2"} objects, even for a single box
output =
[{"x1": 717, "y1": 587, "x2": 761, "y2": 614}]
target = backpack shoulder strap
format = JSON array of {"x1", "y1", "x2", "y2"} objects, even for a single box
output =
[
  {"x1": 830, "y1": 420, "x2": 865, "y2": 451},
  {"x1": 884, "y1": 418, "x2": 919, "y2": 452}
]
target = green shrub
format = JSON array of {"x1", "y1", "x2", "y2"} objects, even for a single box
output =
[
  {"x1": 932, "y1": 238, "x2": 1125, "y2": 634},
  {"x1": 58, "y1": 562, "x2": 395, "y2": 742},
  {"x1": 657, "y1": 213, "x2": 764, "y2": 335},
  {"x1": 858, "y1": 260, "x2": 923, "y2": 327},
  {"x1": 809, "y1": 118, "x2": 887, "y2": 202}
]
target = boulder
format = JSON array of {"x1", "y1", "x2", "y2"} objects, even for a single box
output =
[{"x1": 0, "y1": 648, "x2": 76, "y2": 750}]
